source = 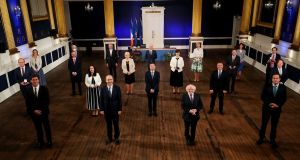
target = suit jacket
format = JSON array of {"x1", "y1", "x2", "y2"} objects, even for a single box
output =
[
  {"x1": 267, "y1": 53, "x2": 281, "y2": 68},
  {"x1": 145, "y1": 70, "x2": 160, "y2": 95},
  {"x1": 181, "y1": 92, "x2": 203, "y2": 122},
  {"x1": 106, "y1": 49, "x2": 118, "y2": 65},
  {"x1": 15, "y1": 66, "x2": 32, "y2": 84},
  {"x1": 25, "y1": 85, "x2": 50, "y2": 116},
  {"x1": 271, "y1": 67, "x2": 288, "y2": 84},
  {"x1": 261, "y1": 84, "x2": 287, "y2": 110},
  {"x1": 145, "y1": 50, "x2": 157, "y2": 63},
  {"x1": 226, "y1": 55, "x2": 240, "y2": 73},
  {"x1": 209, "y1": 70, "x2": 229, "y2": 92},
  {"x1": 68, "y1": 57, "x2": 82, "y2": 82},
  {"x1": 100, "y1": 85, "x2": 122, "y2": 114},
  {"x1": 121, "y1": 58, "x2": 136, "y2": 74}
]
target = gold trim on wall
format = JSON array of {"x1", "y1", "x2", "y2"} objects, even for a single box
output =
[{"x1": 257, "y1": 0, "x2": 278, "y2": 29}]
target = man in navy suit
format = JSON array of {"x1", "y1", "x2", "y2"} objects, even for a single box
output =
[
  {"x1": 145, "y1": 45, "x2": 157, "y2": 66},
  {"x1": 181, "y1": 84, "x2": 203, "y2": 145},
  {"x1": 100, "y1": 75, "x2": 122, "y2": 145},
  {"x1": 270, "y1": 59, "x2": 288, "y2": 85},
  {"x1": 68, "y1": 51, "x2": 82, "y2": 95},
  {"x1": 106, "y1": 44, "x2": 119, "y2": 80},
  {"x1": 15, "y1": 58, "x2": 32, "y2": 99},
  {"x1": 256, "y1": 73, "x2": 287, "y2": 149},
  {"x1": 226, "y1": 49, "x2": 240, "y2": 94},
  {"x1": 265, "y1": 47, "x2": 281, "y2": 84},
  {"x1": 25, "y1": 74, "x2": 52, "y2": 148},
  {"x1": 208, "y1": 62, "x2": 229, "y2": 115},
  {"x1": 145, "y1": 63, "x2": 160, "y2": 117}
]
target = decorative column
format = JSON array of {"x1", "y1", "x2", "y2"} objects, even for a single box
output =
[
  {"x1": 103, "y1": 0, "x2": 116, "y2": 59},
  {"x1": 104, "y1": 0, "x2": 115, "y2": 37},
  {"x1": 54, "y1": 0, "x2": 67, "y2": 37},
  {"x1": 251, "y1": 0, "x2": 259, "y2": 28},
  {"x1": 239, "y1": 0, "x2": 253, "y2": 40},
  {"x1": 20, "y1": 0, "x2": 35, "y2": 47},
  {"x1": 189, "y1": 0, "x2": 203, "y2": 54},
  {"x1": 47, "y1": 0, "x2": 55, "y2": 29},
  {"x1": 290, "y1": 5, "x2": 300, "y2": 51},
  {"x1": 272, "y1": 0, "x2": 286, "y2": 44},
  {"x1": 0, "y1": 0, "x2": 19, "y2": 54}
]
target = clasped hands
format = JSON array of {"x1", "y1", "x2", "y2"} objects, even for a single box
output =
[
  {"x1": 34, "y1": 110, "x2": 42, "y2": 116},
  {"x1": 72, "y1": 72, "x2": 77, "y2": 76},
  {"x1": 269, "y1": 103, "x2": 279, "y2": 108},
  {"x1": 189, "y1": 109, "x2": 197, "y2": 115}
]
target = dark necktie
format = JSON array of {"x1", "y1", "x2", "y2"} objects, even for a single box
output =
[
  {"x1": 109, "y1": 87, "x2": 112, "y2": 97},
  {"x1": 21, "y1": 67, "x2": 24, "y2": 76},
  {"x1": 190, "y1": 94, "x2": 193, "y2": 102},
  {"x1": 151, "y1": 71, "x2": 154, "y2": 79},
  {"x1": 273, "y1": 85, "x2": 277, "y2": 96},
  {"x1": 34, "y1": 87, "x2": 38, "y2": 97},
  {"x1": 218, "y1": 70, "x2": 221, "y2": 78}
]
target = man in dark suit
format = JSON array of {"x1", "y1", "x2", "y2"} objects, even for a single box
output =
[
  {"x1": 145, "y1": 63, "x2": 160, "y2": 117},
  {"x1": 256, "y1": 73, "x2": 287, "y2": 149},
  {"x1": 100, "y1": 75, "x2": 122, "y2": 145},
  {"x1": 145, "y1": 45, "x2": 157, "y2": 66},
  {"x1": 181, "y1": 84, "x2": 203, "y2": 145},
  {"x1": 106, "y1": 44, "x2": 118, "y2": 80},
  {"x1": 68, "y1": 51, "x2": 82, "y2": 95},
  {"x1": 25, "y1": 74, "x2": 52, "y2": 148},
  {"x1": 270, "y1": 59, "x2": 288, "y2": 85},
  {"x1": 15, "y1": 58, "x2": 32, "y2": 99},
  {"x1": 208, "y1": 62, "x2": 229, "y2": 115},
  {"x1": 226, "y1": 49, "x2": 240, "y2": 94},
  {"x1": 265, "y1": 47, "x2": 281, "y2": 84}
]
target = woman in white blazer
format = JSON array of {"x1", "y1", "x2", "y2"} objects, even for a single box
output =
[
  {"x1": 122, "y1": 51, "x2": 136, "y2": 94},
  {"x1": 29, "y1": 49, "x2": 46, "y2": 86},
  {"x1": 190, "y1": 42, "x2": 204, "y2": 82},
  {"x1": 170, "y1": 49, "x2": 184, "y2": 93},
  {"x1": 85, "y1": 65, "x2": 102, "y2": 116}
]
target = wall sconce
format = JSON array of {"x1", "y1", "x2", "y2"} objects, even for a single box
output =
[
  {"x1": 85, "y1": 3, "x2": 93, "y2": 12},
  {"x1": 213, "y1": 1, "x2": 221, "y2": 10},
  {"x1": 14, "y1": 5, "x2": 21, "y2": 17},
  {"x1": 264, "y1": 1, "x2": 274, "y2": 9},
  {"x1": 286, "y1": 0, "x2": 294, "y2": 9}
]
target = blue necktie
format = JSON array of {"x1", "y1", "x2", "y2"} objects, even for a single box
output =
[{"x1": 273, "y1": 86, "x2": 277, "y2": 96}]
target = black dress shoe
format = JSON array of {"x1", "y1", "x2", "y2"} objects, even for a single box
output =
[
  {"x1": 190, "y1": 141, "x2": 196, "y2": 146},
  {"x1": 35, "y1": 142, "x2": 44, "y2": 148},
  {"x1": 148, "y1": 113, "x2": 152, "y2": 117},
  {"x1": 219, "y1": 111, "x2": 224, "y2": 115},
  {"x1": 256, "y1": 139, "x2": 264, "y2": 145},
  {"x1": 153, "y1": 112, "x2": 157, "y2": 117},
  {"x1": 105, "y1": 139, "x2": 112, "y2": 145},
  {"x1": 46, "y1": 142, "x2": 52, "y2": 148},
  {"x1": 270, "y1": 141, "x2": 278, "y2": 149},
  {"x1": 186, "y1": 139, "x2": 191, "y2": 145},
  {"x1": 115, "y1": 139, "x2": 120, "y2": 145},
  {"x1": 207, "y1": 110, "x2": 213, "y2": 114}
]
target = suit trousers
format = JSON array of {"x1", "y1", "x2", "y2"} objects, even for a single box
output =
[
  {"x1": 147, "y1": 93, "x2": 157, "y2": 113},
  {"x1": 31, "y1": 114, "x2": 52, "y2": 144},
  {"x1": 184, "y1": 120, "x2": 198, "y2": 141},
  {"x1": 108, "y1": 64, "x2": 117, "y2": 80},
  {"x1": 259, "y1": 106, "x2": 281, "y2": 142},
  {"x1": 229, "y1": 71, "x2": 237, "y2": 92},
  {"x1": 209, "y1": 91, "x2": 224, "y2": 112},
  {"x1": 105, "y1": 113, "x2": 120, "y2": 140},
  {"x1": 71, "y1": 76, "x2": 82, "y2": 94}
]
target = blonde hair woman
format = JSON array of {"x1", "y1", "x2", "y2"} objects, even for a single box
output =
[
  {"x1": 121, "y1": 51, "x2": 136, "y2": 94},
  {"x1": 29, "y1": 49, "x2": 46, "y2": 86}
]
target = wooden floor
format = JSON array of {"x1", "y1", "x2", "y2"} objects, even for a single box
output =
[{"x1": 1, "y1": 50, "x2": 300, "y2": 160}]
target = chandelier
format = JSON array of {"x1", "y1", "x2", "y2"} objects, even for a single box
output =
[
  {"x1": 213, "y1": 1, "x2": 221, "y2": 10},
  {"x1": 85, "y1": 3, "x2": 93, "y2": 12},
  {"x1": 264, "y1": 1, "x2": 274, "y2": 9}
]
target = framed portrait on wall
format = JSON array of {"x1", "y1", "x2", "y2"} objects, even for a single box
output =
[
  {"x1": 257, "y1": 0, "x2": 278, "y2": 28},
  {"x1": 29, "y1": 0, "x2": 48, "y2": 21}
]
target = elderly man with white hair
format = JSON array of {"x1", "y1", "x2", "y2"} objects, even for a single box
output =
[{"x1": 181, "y1": 84, "x2": 203, "y2": 145}]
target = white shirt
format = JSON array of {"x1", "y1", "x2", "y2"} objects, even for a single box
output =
[{"x1": 278, "y1": 68, "x2": 282, "y2": 75}]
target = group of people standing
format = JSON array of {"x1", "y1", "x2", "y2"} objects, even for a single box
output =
[{"x1": 15, "y1": 49, "x2": 51, "y2": 149}]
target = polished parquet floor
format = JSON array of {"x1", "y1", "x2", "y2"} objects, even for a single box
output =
[{"x1": 0, "y1": 50, "x2": 300, "y2": 160}]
